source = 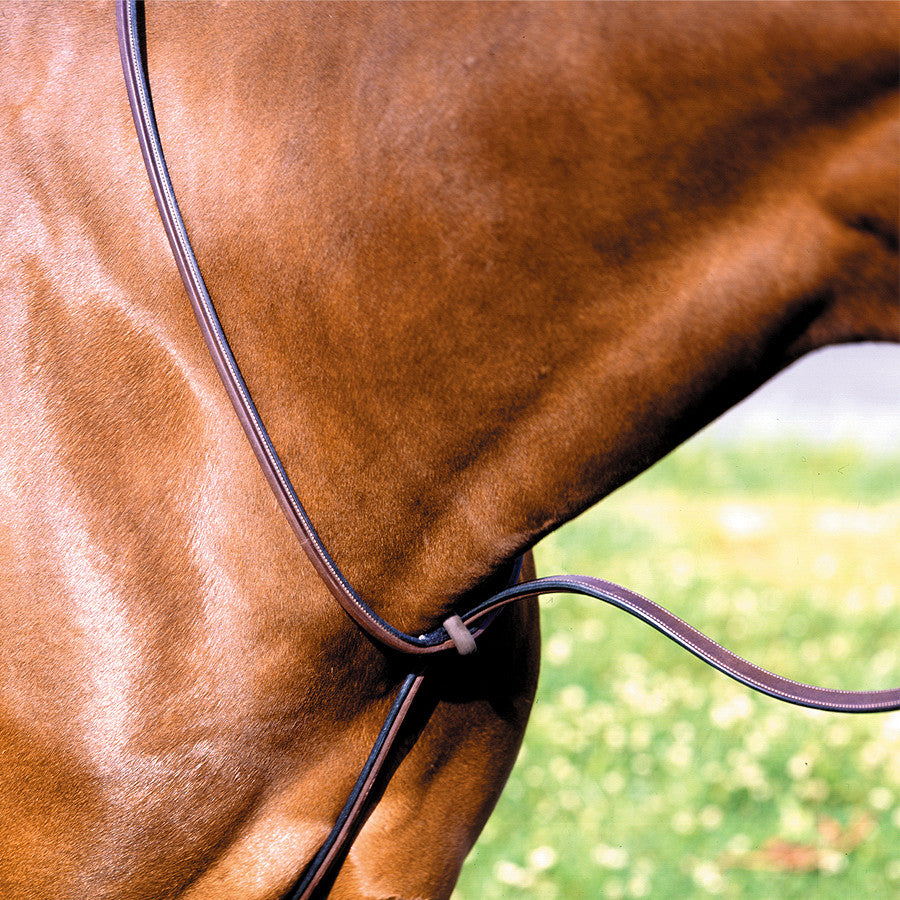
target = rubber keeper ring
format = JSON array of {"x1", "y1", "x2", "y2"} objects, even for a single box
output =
[{"x1": 443, "y1": 615, "x2": 477, "y2": 656}]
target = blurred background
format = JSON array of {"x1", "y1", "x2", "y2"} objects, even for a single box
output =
[
  {"x1": 455, "y1": 343, "x2": 900, "y2": 899},
  {"x1": 698, "y1": 344, "x2": 899, "y2": 452}
]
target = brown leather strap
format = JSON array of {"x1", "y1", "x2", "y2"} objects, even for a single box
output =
[
  {"x1": 456, "y1": 575, "x2": 900, "y2": 713},
  {"x1": 116, "y1": 0, "x2": 900, "y2": 712},
  {"x1": 116, "y1": 2, "x2": 899, "y2": 895},
  {"x1": 116, "y1": 0, "x2": 419, "y2": 655},
  {"x1": 287, "y1": 672, "x2": 426, "y2": 900}
]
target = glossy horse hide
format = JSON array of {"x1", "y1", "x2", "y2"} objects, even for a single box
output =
[{"x1": 1, "y1": 2, "x2": 897, "y2": 898}]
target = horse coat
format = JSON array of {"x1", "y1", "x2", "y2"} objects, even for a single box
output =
[{"x1": 0, "y1": 2, "x2": 897, "y2": 897}]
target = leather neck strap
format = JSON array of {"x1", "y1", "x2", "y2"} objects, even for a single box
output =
[{"x1": 116, "y1": 1, "x2": 899, "y2": 894}]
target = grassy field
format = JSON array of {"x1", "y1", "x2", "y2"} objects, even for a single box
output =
[{"x1": 453, "y1": 442, "x2": 900, "y2": 899}]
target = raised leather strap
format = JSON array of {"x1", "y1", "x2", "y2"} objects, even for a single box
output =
[
  {"x1": 287, "y1": 672, "x2": 426, "y2": 900},
  {"x1": 116, "y1": 0, "x2": 899, "y2": 710},
  {"x1": 116, "y1": 0, "x2": 423, "y2": 654},
  {"x1": 456, "y1": 576, "x2": 900, "y2": 713},
  {"x1": 117, "y1": 2, "x2": 899, "y2": 895}
]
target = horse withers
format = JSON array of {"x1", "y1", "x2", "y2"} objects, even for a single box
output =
[{"x1": 0, "y1": 2, "x2": 897, "y2": 898}]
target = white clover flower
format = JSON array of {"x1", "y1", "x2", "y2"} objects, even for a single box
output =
[
  {"x1": 601, "y1": 771, "x2": 626, "y2": 795},
  {"x1": 630, "y1": 721, "x2": 653, "y2": 750},
  {"x1": 691, "y1": 861, "x2": 726, "y2": 894},
  {"x1": 813, "y1": 553, "x2": 838, "y2": 579},
  {"x1": 788, "y1": 753, "x2": 813, "y2": 780},
  {"x1": 718, "y1": 504, "x2": 770, "y2": 537},
  {"x1": 860, "y1": 740, "x2": 886, "y2": 770},
  {"x1": 592, "y1": 843, "x2": 629, "y2": 870},
  {"x1": 559, "y1": 683, "x2": 587, "y2": 712},
  {"x1": 627, "y1": 873, "x2": 652, "y2": 898},
  {"x1": 744, "y1": 729, "x2": 769, "y2": 756},
  {"x1": 779, "y1": 803, "x2": 815, "y2": 839},
  {"x1": 546, "y1": 633, "x2": 572, "y2": 664},
  {"x1": 869, "y1": 786, "x2": 894, "y2": 811},
  {"x1": 699, "y1": 805, "x2": 724, "y2": 830},
  {"x1": 528, "y1": 845, "x2": 557, "y2": 871},
  {"x1": 631, "y1": 753, "x2": 653, "y2": 777},
  {"x1": 710, "y1": 693, "x2": 753, "y2": 728},
  {"x1": 826, "y1": 721, "x2": 852, "y2": 748},
  {"x1": 819, "y1": 849, "x2": 848, "y2": 876},
  {"x1": 605, "y1": 723, "x2": 627, "y2": 750},
  {"x1": 672, "y1": 810, "x2": 696, "y2": 835},
  {"x1": 672, "y1": 720, "x2": 695, "y2": 743},
  {"x1": 548, "y1": 755, "x2": 577, "y2": 784},
  {"x1": 798, "y1": 778, "x2": 829, "y2": 803},
  {"x1": 493, "y1": 860, "x2": 533, "y2": 888},
  {"x1": 665, "y1": 742, "x2": 693, "y2": 770}
]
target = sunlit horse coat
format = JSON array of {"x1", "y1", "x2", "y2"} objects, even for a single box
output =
[{"x1": 0, "y1": 2, "x2": 897, "y2": 898}]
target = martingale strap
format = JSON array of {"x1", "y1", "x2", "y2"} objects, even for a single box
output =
[{"x1": 116, "y1": 1, "x2": 900, "y2": 895}]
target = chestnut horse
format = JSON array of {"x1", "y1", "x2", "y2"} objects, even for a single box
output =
[{"x1": 1, "y1": 2, "x2": 897, "y2": 898}]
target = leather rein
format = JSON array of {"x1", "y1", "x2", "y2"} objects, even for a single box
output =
[{"x1": 116, "y1": 2, "x2": 900, "y2": 896}]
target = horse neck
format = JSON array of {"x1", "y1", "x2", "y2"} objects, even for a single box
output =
[{"x1": 149, "y1": 2, "x2": 898, "y2": 634}]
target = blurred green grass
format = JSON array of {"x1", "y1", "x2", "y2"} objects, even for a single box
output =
[{"x1": 453, "y1": 442, "x2": 900, "y2": 899}]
